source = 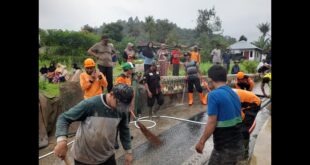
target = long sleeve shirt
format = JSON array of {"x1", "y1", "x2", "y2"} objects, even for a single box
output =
[
  {"x1": 80, "y1": 71, "x2": 108, "y2": 99},
  {"x1": 55, "y1": 94, "x2": 131, "y2": 164}
]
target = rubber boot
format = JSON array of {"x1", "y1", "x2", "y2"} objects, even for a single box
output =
[
  {"x1": 148, "y1": 107, "x2": 153, "y2": 120},
  {"x1": 188, "y1": 93, "x2": 193, "y2": 105},
  {"x1": 199, "y1": 93, "x2": 207, "y2": 105}
]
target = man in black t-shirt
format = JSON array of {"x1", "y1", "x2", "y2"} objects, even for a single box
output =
[{"x1": 142, "y1": 62, "x2": 164, "y2": 120}]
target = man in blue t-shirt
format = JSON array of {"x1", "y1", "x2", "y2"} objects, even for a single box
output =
[{"x1": 195, "y1": 65, "x2": 244, "y2": 165}]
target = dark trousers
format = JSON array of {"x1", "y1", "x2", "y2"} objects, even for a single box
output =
[
  {"x1": 74, "y1": 154, "x2": 116, "y2": 165},
  {"x1": 147, "y1": 92, "x2": 164, "y2": 107},
  {"x1": 208, "y1": 146, "x2": 244, "y2": 165},
  {"x1": 172, "y1": 64, "x2": 179, "y2": 76},
  {"x1": 241, "y1": 104, "x2": 260, "y2": 159},
  {"x1": 98, "y1": 65, "x2": 113, "y2": 92},
  {"x1": 224, "y1": 62, "x2": 230, "y2": 73},
  {"x1": 237, "y1": 82, "x2": 250, "y2": 91},
  {"x1": 188, "y1": 76, "x2": 203, "y2": 93},
  {"x1": 144, "y1": 64, "x2": 151, "y2": 72}
]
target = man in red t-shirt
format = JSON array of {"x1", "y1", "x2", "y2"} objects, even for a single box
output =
[{"x1": 171, "y1": 45, "x2": 182, "y2": 76}]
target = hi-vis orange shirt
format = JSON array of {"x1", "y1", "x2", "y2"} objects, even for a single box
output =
[
  {"x1": 79, "y1": 71, "x2": 108, "y2": 99},
  {"x1": 232, "y1": 89, "x2": 261, "y2": 106},
  {"x1": 190, "y1": 51, "x2": 201, "y2": 63},
  {"x1": 114, "y1": 74, "x2": 132, "y2": 86},
  {"x1": 232, "y1": 88, "x2": 261, "y2": 120}
]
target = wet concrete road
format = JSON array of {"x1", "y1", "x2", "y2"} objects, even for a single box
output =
[
  {"x1": 117, "y1": 113, "x2": 207, "y2": 165},
  {"x1": 116, "y1": 97, "x2": 270, "y2": 165},
  {"x1": 39, "y1": 81, "x2": 271, "y2": 165}
]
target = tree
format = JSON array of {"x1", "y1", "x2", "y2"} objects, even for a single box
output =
[
  {"x1": 239, "y1": 35, "x2": 247, "y2": 41},
  {"x1": 144, "y1": 16, "x2": 156, "y2": 41},
  {"x1": 257, "y1": 22, "x2": 270, "y2": 37},
  {"x1": 195, "y1": 7, "x2": 222, "y2": 36},
  {"x1": 166, "y1": 29, "x2": 180, "y2": 45},
  {"x1": 81, "y1": 24, "x2": 95, "y2": 33},
  {"x1": 102, "y1": 22, "x2": 124, "y2": 42},
  {"x1": 154, "y1": 19, "x2": 174, "y2": 43},
  {"x1": 127, "y1": 17, "x2": 140, "y2": 39}
]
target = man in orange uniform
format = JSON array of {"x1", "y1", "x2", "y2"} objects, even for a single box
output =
[
  {"x1": 190, "y1": 46, "x2": 201, "y2": 65},
  {"x1": 79, "y1": 58, "x2": 108, "y2": 99},
  {"x1": 235, "y1": 72, "x2": 255, "y2": 91}
]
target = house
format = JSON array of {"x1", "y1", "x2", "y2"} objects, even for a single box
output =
[{"x1": 228, "y1": 40, "x2": 262, "y2": 61}]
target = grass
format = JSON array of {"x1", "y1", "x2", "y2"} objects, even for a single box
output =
[
  {"x1": 39, "y1": 56, "x2": 259, "y2": 97},
  {"x1": 39, "y1": 77, "x2": 61, "y2": 98}
]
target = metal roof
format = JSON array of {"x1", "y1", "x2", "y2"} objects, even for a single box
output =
[{"x1": 228, "y1": 40, "x2": 261, "y2": 50}]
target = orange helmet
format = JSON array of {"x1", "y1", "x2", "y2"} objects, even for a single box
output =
[
  {"x1": 237, "y1": 72, "x2": 245, "y2": 79},
  {"x1": 84, "y1": 58, "x2": 96, "y2": 67}
]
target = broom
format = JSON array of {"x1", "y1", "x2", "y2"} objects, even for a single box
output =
[{"x1": 130, "y1": 110, "x2": 162, "y2": 146}]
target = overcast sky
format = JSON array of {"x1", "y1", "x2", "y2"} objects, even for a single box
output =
[{"x1": 39, "y1": 0, "x2": 271, "y2": 42}]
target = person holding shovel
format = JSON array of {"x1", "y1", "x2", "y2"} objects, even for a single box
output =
[{"x1": 53, "y1": 84, "x2": 134, "y2": 165}]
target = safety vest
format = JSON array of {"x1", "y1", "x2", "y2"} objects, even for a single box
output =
[{"x1": 185, "y1": 61, "x2": 198, "y2": 76}]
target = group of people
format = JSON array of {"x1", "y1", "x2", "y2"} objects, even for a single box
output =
[
  {"x1": 51, "y1": 35, "x2": 271, "y2": 165},
  {"x1": 40, "y1": 62, "x2": 71, "y2": 83}
]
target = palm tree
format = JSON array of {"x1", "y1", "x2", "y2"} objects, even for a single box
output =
[{"x1": 257, "y1": 22, "x2": 270, "y2": 36}]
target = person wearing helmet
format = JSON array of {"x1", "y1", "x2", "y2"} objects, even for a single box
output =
[
  {"x1": 54, "y1": 84, "x2": 134, "y2": 165},
  {"x1": 88, "y1": 35, "x2": 116, "y2": 92},
  {"x1": 195, "y1": 65, "x2": 244, "y2": 165},
  {"x1": 142, "y1": 61, "x2": 164, "y2": 120},
  {"x1": 184, "y1": 52, "x2": 207, "y2": 105},
  {"x1": 261, "y1": 72, "x2": 271, "y2": 98},
  {"x1": 235, "y1": 72, "x2": 254, "y2": 91},
  {"x1": 79, "y1": 58, "x2": 108, "y2": 99}
]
